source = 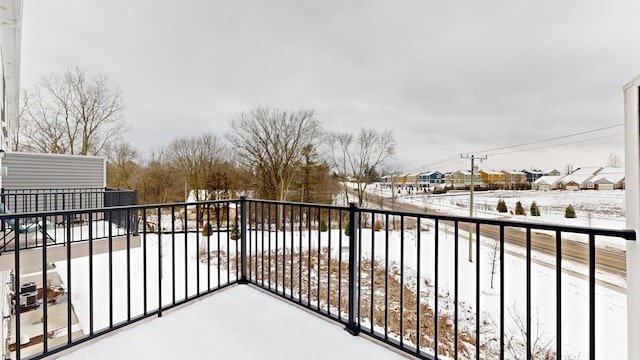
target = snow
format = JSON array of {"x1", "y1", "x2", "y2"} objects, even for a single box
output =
[
  {"x1": 47, "y1": 189, "x2": 631, "y2": 359},
  {"x1": 58, "y1": 285, "x2": 406, "y2": 360}
]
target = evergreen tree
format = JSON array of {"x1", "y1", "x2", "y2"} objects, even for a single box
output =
[
  {"x1": 319, "y1": 219, "x2": 328, "y2": 232},
  {"x1": 530, "y1": 201, "x2": 541, "y2": 216},
  {"x1": 565, "y1": 205, "x2": 577, "y2": 218},
  {"x1": 497, "y1": 199, "x2": 508, "y2": 213},
  {"x1": 515, "y1": 201, "x2": 525, "y2": 215}
]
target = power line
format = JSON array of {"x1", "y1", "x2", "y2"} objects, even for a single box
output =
[
  {"x1": 402, "y1": 123, "x2": 622, "y2": 174},
  {"x1": 470, "y1": 124, "x2": 622, "y2": 153},
  {"x1": 487, "y1": 133, "x2": 622, "y2": 157},
  {"x1": 403, "y1": 157, "x2": 465, "y2": 174}
]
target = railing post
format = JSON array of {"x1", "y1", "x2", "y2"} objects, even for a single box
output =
[
  {"x1": 345, "y1": 202, "x2": 359, "y2": 335},
  {"x1": 238, "y1": 196, "x2": 249, "y2": 284}
]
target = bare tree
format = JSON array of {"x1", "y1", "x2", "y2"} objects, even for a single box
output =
[
  {"x1": 506, "y1": 305, "x2": 556, "y2": 360},
  {"x1": 488, "y1": 239, "x2": 500, "y2": 289},
  {"x1": 606, "y1": 153, "x2": 622, "y2": 167},
  {"x1": 326, "y1": 128, "x2": 396, "y2": 207},
  {"x1": 564, "y1": 164, "x2": 574, "y2": 175},
  {"x1": 105, "y1": 141, "x2": 140, "y2": 189},
  {"x1": 10, "y1": 89, "x2": 30, "y2": 151},
  {"x1": 227, "y1": 106, "x2": 322, "y2": 202},
  {"x1": 137, "y1": 148, "x2": 182, "y2": 204},
  {"x1": 167, "y1": 133, "x2": 226, "y2": 201},
  {"x1": 20, "y1": 67, "x2": 126, "y2": 155}
]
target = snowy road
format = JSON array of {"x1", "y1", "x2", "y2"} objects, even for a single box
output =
[{"x1": 354, "y1": 188, "x2": 629, "y2": 288}]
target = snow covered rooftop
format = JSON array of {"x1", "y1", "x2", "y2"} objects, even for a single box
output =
[
  {"x1": 533, "y1": 175, "x2": 562, "y2": 185},
  {"x1": 593, "y1": 167, "x2": 625, "y2": 183},
  {"x1": 58, "y1": 285, "x2": 405, "y2": 360}
]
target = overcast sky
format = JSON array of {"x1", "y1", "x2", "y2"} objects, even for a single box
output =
[{"x1": 19, "y1": 0, "x2": 640, "y2": 173}]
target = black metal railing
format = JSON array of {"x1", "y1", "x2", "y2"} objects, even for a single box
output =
[
  {"x1": 0, "y1": 188, "x2": 139, "y2": 242},
  {"x1": 4, "y1": 199, "x2": 241, "y2": 359},
  {"x1": 1, "y1": 197, "x2": 635, "y2": 359},
  {"x1": 241, "y1": 198, "x2": 634, "y2": 360},
  {"x1": 0, "y1": 187, "x2": 138, "y2": 214}
]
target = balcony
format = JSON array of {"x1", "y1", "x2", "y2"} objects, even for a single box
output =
[{"x1": 0, "y1": 196, "x2": 634, "y2": 359}]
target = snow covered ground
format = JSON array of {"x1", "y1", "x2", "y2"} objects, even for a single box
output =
[
  {"x1": 53, "y1": 222, "x2": 626, "y2": 359},
  {"x1": 42, "y1": 188, "x2": 631, "y2": 358},
  {"x1": 369, "y1": 186, "x2": 626, "y2": 230},
  {"x1": 58, "y1": 285, "x2": 407, "y2": 360}
]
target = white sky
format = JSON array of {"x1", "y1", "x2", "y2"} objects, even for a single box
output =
[{"x1": 19, "y1": 1, "x2": 640, "y2": 172}]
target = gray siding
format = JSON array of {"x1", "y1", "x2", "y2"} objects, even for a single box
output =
[{"x1": 2, "y1": 152, "x2": 105, "y2": 190}]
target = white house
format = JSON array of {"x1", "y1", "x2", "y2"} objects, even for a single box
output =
[
  {"x1": 532, "y1": 175, "x2": 563, "y2": 191},
  {"x1": 558, "y1": 167, "x2": 602, "y2": 190},
  {"x1": 592, "y1": 167, "x2": 625, "y2": 190}
]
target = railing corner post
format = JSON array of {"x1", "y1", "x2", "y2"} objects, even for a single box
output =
[
  {"x1": 345, "y1": 202, "x2": 359, "y2": 336},
  {"x1": 238, "y1": 195, "x2": 249, "y2": 285}
]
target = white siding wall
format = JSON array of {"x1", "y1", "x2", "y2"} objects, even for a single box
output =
[{"x1": 624, "y1": 75, "x2": 640, "y2": 360}]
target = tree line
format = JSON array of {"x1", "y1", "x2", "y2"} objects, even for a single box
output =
[{"x1": 14, "y1": 68, "x2": 396, "y2": 205}]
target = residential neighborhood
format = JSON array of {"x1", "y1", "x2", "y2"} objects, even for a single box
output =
[{"x1": 380, "y1": 166, "x2": 625, "y2": 191}]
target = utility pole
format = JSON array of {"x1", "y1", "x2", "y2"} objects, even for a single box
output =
[{"x1": 461, "y1": 154, "x2": 487, "y2": 262}]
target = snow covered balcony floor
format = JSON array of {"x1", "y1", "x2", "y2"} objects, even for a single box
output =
[{"x1": 56, "y1": 285, "x2": 406, "y2": 360}]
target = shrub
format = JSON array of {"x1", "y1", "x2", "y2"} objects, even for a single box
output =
[
  {"x1": 496, "y1": 199, "x2": 508, "y2": 213},
  {"x1": 374, "y1": 221, "x2": 383, "y2": 231},
  {"x1": 344, "y1": 219, "x2": 350, "y2": 236},
  {"x1": 230, "y1": 222, "x2": 241, "y2": 239},
  {"x1": 433, "y1": 187, "x2": 448, "y2": 194},
  {"x1": 530, "y1": 201, "x2": 540, "y2": 216},
  {"x1": 201, "y1": 222, "x2": 213, "y2": 236},
  {"x1": 565, "y1": 205, "x2": 577, "y2": 218},
  {"x1": 319, "y1": 219, "x2": 328, "y2": 232},
  {"x1": 515, "y1": 201, "x2": 525, "y2": 215}
]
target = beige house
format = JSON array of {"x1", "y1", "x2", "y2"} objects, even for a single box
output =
[{"x1": 502, "y1": 170, "x2": 527, "y2": 189}]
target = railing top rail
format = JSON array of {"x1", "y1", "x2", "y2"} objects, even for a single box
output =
[
  {"x1": 244, "y1": 198, "x2": 637, "y2": 241},
  {"x1": 0, "y1": 199, "x2": 240, "y2": 219},
  {"x1": 0, "y1": 197, "x2": 633, "y2": 241},
  {"x1": 243, "y1": 198, "x2": 349, "y2": 211},
  {"x1": 1, "y1": 188, "x2": 136, "y2": 194}
]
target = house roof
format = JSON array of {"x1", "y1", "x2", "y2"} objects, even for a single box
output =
[
  {"x1": 592, "y1": 167, "x2": 625, "y2": 184},
  {"x1": 534, "y1": 175, "x2": 563, "y2": 185},
  {"x1": 561, "y1": 173, "x2": 599, "y2": 186},
  {"x1": 502, "y1": 169, "x2": 525, "y2": 175},
  {"x1": 569, "y1": 167, "x2": 602, "y2": 176},
  {"x1": 479, "y1": 169, "x2": 503, "y2": 175},
  {"x1": 420, "y1": 170, "x2": 443, "y2": 176},
  {"x1": 594, "y1": 177, "x2": 615, "y2": 185}
]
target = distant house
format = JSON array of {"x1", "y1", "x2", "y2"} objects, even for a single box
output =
[
  {"x1": 447, "y1": 170, "x2": 481, "y2": 188},
  {"x1": 478, "y1": 170, "x2": 505, "y2": 188},
  {"x1": 532, "y1": 175, "x2": 563, "y2": 191},
  {"x1": 406, "y1": 173, "x2": 420, "y2": 187},
  {"x1": 557, "y1": 167, "x2": 602, "y2": 190},
  {"x1": 502, "y1": 170, "x2": 527, "y2": 189},
  {"x1": 395, "y1": 174, "x2": 408, "y2": 185},
  {"x1": 594, "y1": 178, "x2": 616, "y2": 190},
  {"x1": 418, "y1": 171, "x2": 445, "y2": 188},
  {"x1": 543, "y1": 169, "x2": 561, "y2": 176},
  {"x1": 564, "y1": 180, "x2": 581, "y2": 191},
  {"x1": 380, "y1": 174, "x2": 409, "y2": 186},
  {"x1": 591, "y1": 167, "x2": 625, "y2": 190},
  {"x1": 522, "y1": 169, "x2": 546, "y2": 183}
]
